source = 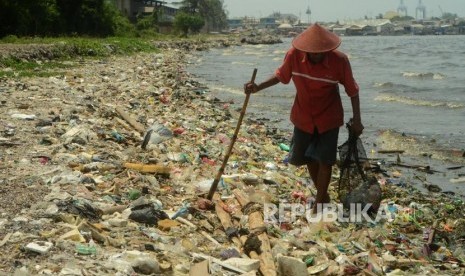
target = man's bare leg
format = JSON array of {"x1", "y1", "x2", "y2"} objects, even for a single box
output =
[{"x1": 308, "y1": 162, "x2": 332, "y2": 213}]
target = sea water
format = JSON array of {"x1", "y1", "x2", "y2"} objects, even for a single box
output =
[{"x1": 186, "y1": 35, "x2": 465, "y2": 195}]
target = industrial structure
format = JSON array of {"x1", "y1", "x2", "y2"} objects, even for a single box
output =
[
  {"x1": 397, "y1": 0, "x2": 408, "y2": 17},
  {"x1": 113, "y1": 0, "x2": 177, "y2": 22},
  {"x1": 305, "y1": 0, "x2": 311, "y2": 24},
  {"x1": 397, "y1": 0, "x2": 427, "y2": 19},
  {"x1": 416, "y1": 0, "x2": 427, "y2": 19}
]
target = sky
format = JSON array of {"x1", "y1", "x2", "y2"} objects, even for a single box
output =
[{"x1": 222, "y1": 0, "x2": 465, "y2": 22}]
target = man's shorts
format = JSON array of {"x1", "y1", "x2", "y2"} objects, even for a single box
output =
[{"x1": 288, "y1": 127, "x2": 339, "y2": 166}]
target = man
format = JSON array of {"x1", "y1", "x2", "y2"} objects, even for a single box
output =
[{"x1": 244, "y1": 23, "x2": 364, "y2": 213}]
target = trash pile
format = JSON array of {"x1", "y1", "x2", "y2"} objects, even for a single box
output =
[{"x1": 1, "y1": 39, "x2": 465, "y2": 275}]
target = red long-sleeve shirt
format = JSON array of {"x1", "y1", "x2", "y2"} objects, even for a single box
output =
[{"x1": 275, "y1": 47, "x2": 359, "y2": 134}]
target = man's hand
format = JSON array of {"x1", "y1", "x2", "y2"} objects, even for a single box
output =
[
  {"x1": 244, "y1": 82, "x2": 258, "y2": 94},
  {"x1": 351, "y1": 119, "x2": 364, "y2": 137}
]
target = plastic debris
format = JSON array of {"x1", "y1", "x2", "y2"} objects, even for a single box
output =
[
  {"x1": 129, "y1": 204, "x2": 169, "y2": 226},
  {"x1": 76, "y1": 243, "x2": 97, "y2": 255},
  {"x1": 1, "y1": 37, "x2": 464, "y2": 276}
]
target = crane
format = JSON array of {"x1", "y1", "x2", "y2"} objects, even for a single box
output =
[
  {"x1": 398, "y1": 0, "x2": 408, "y2": 17},
  {"x1": 416, "y1": 0, "x2": 426, "y2": 19},
  {"x1": 438, "y1": 5, "x2": 444, "y2": 18}
]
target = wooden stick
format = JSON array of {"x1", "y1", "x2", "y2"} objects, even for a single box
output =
[
  {"x1": 115, "y1": 106, "x2": 145, "y2": 133},
  {"x1": 200, "y1": 230, "x2": 221, "y2": 246},
  {"x1": 115, "y1": 117, "x2": 135, "y2": 132},
  {"x1": 377, "y1": 150, "x2": 405, "y2": 154},
  {"x1": 176, "y1": 217, "x2": 197, "y2": 229},
  {"x1": 427, "y1": 220, "x2": 439, "y2": 245},
  {"x1": 0, "y1": 233, "x2": 12, "y2": 247},
  {"x1": 234, "y1": 189, "x2": 249, "y2": 207},
  {"x1": 207, "y1": 69, "x2": 257, "y2": 200},
  {"x1": 123, "y1": 162, "x2": 170, "y2": 175},
  {"x1": 0, "y1": 141, "x2": 21, "y2": 147},
  {"x1": 395, "y1": 163, "x2": 441, "y2": 173},
  {"x1": 102, "y1": 205, "x2": 127, "y2": 215}
]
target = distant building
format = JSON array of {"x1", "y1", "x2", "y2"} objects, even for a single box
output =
[
  {"x1": 226, "y1": 12, "x2": 465, "y2": 36},
  {"x1": 338, "y1": 19, "x2": 394, "y2": 35},
  {"x1": 227, "y1": 19, "x2": 243, "y2": 30},
  {"x1": 332, "y1": 27, "x2": 347, "y2": 36},
  {"x1": 458, "y1": 20, "x2": 465, "y2": 34},
  {"x1": 259, "y1": 17, "x2": 278, "y2": 29},
  {"x1": 411, "y1": 23, "x2": 425, "y2": 35},
  {"x1": 113, "y1": 0, "x2": 176, "y2": 23},
  {"x1": 377, "y1": 21, "x2": 395, "y2": 35},
  {"x1": 241, "y1": 17, "x2": 260, "y2": 28},
  {"x1": 340, "y1": 19, "x2": 392, "y2": 28},
  {"x1": 346, "y1": 25, "x2": 363, "y2": 36}
]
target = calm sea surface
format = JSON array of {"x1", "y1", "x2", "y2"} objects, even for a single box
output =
[{"x1": 186, "y1": 35, "x2": 465, "y2": 166}]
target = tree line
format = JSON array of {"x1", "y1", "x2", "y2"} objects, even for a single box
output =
[
  {"x1": 0, "y1": 0, "x2": 228, "y2": 38},
  {"x1": 174, "y1": 0, "x2": 227, "y2": 36}
]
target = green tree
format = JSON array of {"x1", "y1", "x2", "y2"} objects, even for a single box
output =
[
  {"x1": 135, "y1": 6, "x2": 164, "y2": 34},
  {"x1": 390, "y1": 15, "x2": 414, "y2": 22},
  {"x1": 63, "y1": 0, "x2": 109, "y2": 35},
  {"x1": 189, "y1": 14, "x2": 205, "y2": 33},
  {"x1": 56, "y1": 0, "x2": 84, "y2": 34},
  {"x1": 199, "y1": 0, "x2": 227, "y2": 32},
  {"x1": 27, "y1": 0, "x2": 60, "y2": 35},
  {"x1": 442, "y1": 12, "x2": 458, "y2": 20},
  {"x1": 175, "y1": 0, "x2": 226, "y2": 32},
  {"x1": 0, "y1": 0, "x2": 26, "y2": 37},
  {"x1": 174, "y1": 11, "x2": 204, "y2": 36},
  {"x1": 0, "y1": 0, "x2": 135, "y2": 38},
  {"x1": 102, "y1": 1, "x2": 135, "y2": 36},
  {"x1": 0, "y1": 0, "x2": 61, "y2": 37},
  {"x1": 174, "y1": 12, "x2": 191, "y2": 36}
]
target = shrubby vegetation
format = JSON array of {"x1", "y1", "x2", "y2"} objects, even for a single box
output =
[
  {"x1": 176, "y1": 0, "x2": 227, "y2": 33},
  {"x1": 0, "y1": 0, "x2": 227, "y2": 38},
  {"x1": 0, "y1": 1, "x2": 227, "y2": 78},
  {"x1": 174, "y1": 12, "x2": 205, "y2": 37},
  {"x1": 0, "y1": 0, "x2": 128, "y2": 37},
  {"x1": 0, "y1": 36, "x2": 164, "y2": 77}
]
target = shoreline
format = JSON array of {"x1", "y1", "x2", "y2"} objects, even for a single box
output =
[{"x1": 1, "y1": 39, "x2": 465, "y2": 274}]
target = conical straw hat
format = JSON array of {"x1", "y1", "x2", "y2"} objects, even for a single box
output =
[{"x1": 292, "y1": 23, "x2": 341, "y2": 53}]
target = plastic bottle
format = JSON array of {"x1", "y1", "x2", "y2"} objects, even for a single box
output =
[
  {"x1": 76, "y1": 242, "x2": 97, "y2": 255},
  {"x1": 279, "y1": 143, "x2": 290, "y2": 152}
]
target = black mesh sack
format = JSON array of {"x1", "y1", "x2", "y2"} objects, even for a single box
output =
[{"x1": 337, "y1": 119, "x2": 368, "y2": 202}]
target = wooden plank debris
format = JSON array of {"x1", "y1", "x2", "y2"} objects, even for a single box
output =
[
  {"x1": 123, "y1": 162, "x2": 171, "y2": 175},
  {"x1": 213, "y1": 193, "x2": 243, "y2": 249},
  {"x1": 233, "y1": 189, "x2": 276, "y2": 276},
  {"x1": 115, "y1": 106, "x2": 145, "y2": 133}
]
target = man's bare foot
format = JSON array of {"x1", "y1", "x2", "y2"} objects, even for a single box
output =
[{"x1": 311, "y1": 193, "x2": 331, "y2": 214}]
